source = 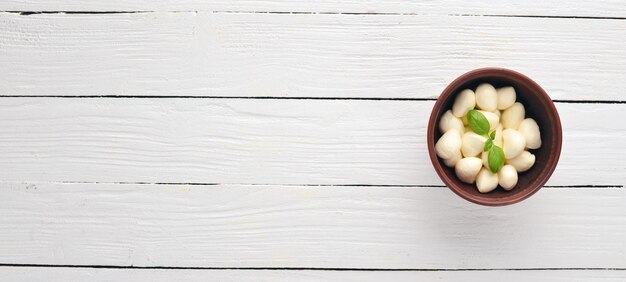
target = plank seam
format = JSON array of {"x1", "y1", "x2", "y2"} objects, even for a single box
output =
[
  {"x1": 0, "y1": 95, "x2": 437, "y2": 101},
  {"x1": 1, "y1": 11, "x2": 152, "y2": 15},
  {"x1": 1, "y1": 11, "x2": 626, "y2": 20},
  {"x1": 2, "y1": 181, "x2": 622, "y2": 189},
  {"x1": 0, "y1": 95, "x2": 624, "y2": 104},
  {"x1": 481, "y1": 14, "x2": 626, "y2": 20},
  {"x1": 0, "y1": 264, "x2": 625, "y2": 271}
]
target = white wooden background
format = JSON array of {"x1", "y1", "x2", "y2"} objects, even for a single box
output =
[{"x1": 1, "y1": 1, "x2": 625, "y2": 281}]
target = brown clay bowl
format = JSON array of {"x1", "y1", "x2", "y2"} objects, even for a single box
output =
[{"x1": 427, "y1": 68, "x2": 562, "y2": 206}]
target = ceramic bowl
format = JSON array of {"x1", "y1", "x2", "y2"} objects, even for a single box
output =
[{"x1": 427, "y1": 68, "x2": 562, "y2": 206}]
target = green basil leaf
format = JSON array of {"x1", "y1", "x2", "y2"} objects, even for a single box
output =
[
  {"x1": 484, "y1": 139, "x2": 493, "y2": 152},
  {"x1": 488, "y1": 145, "x2": 505, "y2": 173},
  {"x1": 490, "y1": 130, "x2": 496, "y2": 140},
  {"x1": 467, "y1": 110, "x2": 490, "y2": 136}
]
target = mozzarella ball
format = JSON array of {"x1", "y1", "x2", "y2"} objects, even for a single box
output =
[
  {"x1": 435, "y1": 130, "x2": 462, "y2": 160},
  {"x1": 502, "y1": 129, "x2": 526, "y2": 159},
  {"x1": 443, "y1": 150, "x2": 463, "y2": 168},
  {"x1": 478, "y1": 110, "x2": 500, "y2": 131},
  {"x1": 439, "y1": 110, "x2": 465, "y2": 135},
  {"x1": 498, "y1": 165, "x2": 518, "y2": 190},
  {"x1": 493, "y1": 124, "x2": 504, "y2": 147},
  {"x1": 496, "y1": 86, "x2": 516, "y2": 110},
  {"x1": 455, "y1": 157, "x2": 483, "y2": 184},
  {"x1": 481, "y1": 151, "x2": 489, "y2": 169},
  {"x1": 452, "y1": 89, "x2": 476, "y2": 118},
  {"x1": 475, "y1": 83, "x2": 497, "y2": 111},
  {"x1": 501, "y1": 102, "x2": 525, "y2": 129},
  {"x1": 507, "y1": 151, "x2": 536, "y2": 172},
  {"x1": 476, "y1": 167, "x2": 499, "y2": 193},
  {"x1": 518, "y1": 118, "x2": 542, "y2": 149},
  {"x1": 461, "y1": 132, "x2": 488, "y2": 157},
  {"x1": 494, "y1": 110, "x2": 501, "y2": 118},
  {"x1": 461, "y1": 115, "x2": 469, "y2": 126}
]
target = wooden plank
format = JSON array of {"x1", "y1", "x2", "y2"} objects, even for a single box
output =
[
  {"x1": 1, "y1": 13, "x2": 625, "y2": 100},
  {"x1": 1, "y1": 267, "x2": 626, "y2": 282},
  {"x1": 0, "y1": 182, "x2": 625, "y2": 268},
  {"x1": 0, "y1": 1, "x2": 625, "y2": 17},
  {"x1": 0, "y1": 98, "x2": 623, "y2": 186}
]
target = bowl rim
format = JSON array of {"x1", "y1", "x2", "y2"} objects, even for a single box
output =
[{"x1": 427, "y1": 67, "x2": 562, "y2": 206}]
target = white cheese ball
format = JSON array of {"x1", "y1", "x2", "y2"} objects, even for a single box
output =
[
  {"x1": 496, "y1": 86, "x2": 516, "y2": 110},
  {"x1": 494, "y1": 109, "x2": 501, "y2": 118},
  {"x1": 478, "y1": 110, "x2": 500, "y2": 131},
  {"x1": 455, "y1": 157, "x2": 483, "y2": 184},
  {"x1": 476, "y1": 167, "x2": 499, "y2": 193},
  {"x1": 518, "y1": 118, "x2": 542, "y2": 149},
  {"x1": 461, "y1": 115, "x2": 469, "y2": 126},
  {"x1": 502, "y1": 129, "x2": 526, "y2": 159},
  {"x1": 461, "y1": 131, "x2": 488, "y2": 158},
  {"x1": 443, "y1": 150, "x2": 463, "y2": 168},
  {"x1": 498, "y1": 165, "x2": 518, "y2": 190},
  {"x1": 507, "y1": 151, "x2": 536, "y2": 172},
  {"x1": 481, "y1": 151, "x2": 489, "y2": 169},
  {"x1": 452, "y1": 89, "x2": 476, "y2": 118},
  {"x1": 475, "y1": 83, "x2": 497, "y2": 112},
  {"x1": 493, "y1": 124, "x2": 504, "y2": 147},
  {"x1": 439, "y1": 110, "x2": 465, "y2": 135},
  {"x1": 435, "y1": 130, "x2": 462, "y2": 160},
  {"x1": 501, "y1": 102, "x2": 525, "y2": 129}
]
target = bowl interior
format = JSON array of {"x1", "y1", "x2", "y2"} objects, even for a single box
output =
[{"x1": 429, "y1": 68, "x2": 562, "y2": 206}]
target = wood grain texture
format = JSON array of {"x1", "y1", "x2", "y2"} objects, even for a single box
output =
[
  {"x1": 2, "y1": 267, "x2": 626, "y2": 282},
  {"x1": 0, "y1": 182, "x2": 625, "y2": 268},
  {"x1": 1, "y1": 2, "x2": 625, "y2": 276},
  {"x1": 1, "y1": 13, "x2": 625, "y2": 99},
  {"x1": 0, "y1": 98, "x2": 623, "y2": 186},
  {"x1": 1, "y1": 1, "x2": 625, "y2": 17}
]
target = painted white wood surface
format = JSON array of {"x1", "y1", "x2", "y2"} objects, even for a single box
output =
[
  {"x1": 1, "y1": 1, "x2": 625, "y2": 17},
  {"x1": 1, "y1": 13, "x2": 625, "y2": 100},
  {"x1": 1, "y1": 182, "x2": 625, "y2": 268},
  {"x1": 1, "y1": 1, "x2": 626, "y2": 279},
  {"x1": 0, "y1": 99, "x2": 623, "y2": 186},
  {"x1": 2, "y1": 268, "x2": 626, "y2": 282}
]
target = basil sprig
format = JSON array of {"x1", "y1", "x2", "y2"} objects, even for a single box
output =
[
  {"x1": 467, "y1": 110, "x2": 490, "y2": 135},
  {"x1": 467, "y1": 110, "x2": 505, "y2": 173},
  {"x1": 483, "y1": 139, "x2": 493, "y2": 152},
  {"x1": 487, "y1": 144, "x2": 505, "y2": 173}
]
